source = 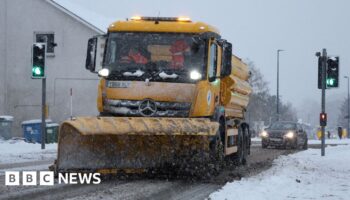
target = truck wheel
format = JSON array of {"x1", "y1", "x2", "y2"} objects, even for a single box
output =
[
  {"x1": 209, "y1": 121, "x2": 225, "y2": 173},
  {"x1": 211, "y1": 137, "x2": 224, "y2": 170},
  {"x1": 207, "y1": 136, "x2": 224, "y2": 178},
  {"x1": 234, "y1": 126, "x2": 247, "y2": 165}
]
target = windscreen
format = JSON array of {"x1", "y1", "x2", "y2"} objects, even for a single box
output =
[
  {"x1": 270, "y1": 122, "x2": 296, "y2": 130},
  {"x1": 103, "y1": 32, "x2": 205, "y2": 83}
]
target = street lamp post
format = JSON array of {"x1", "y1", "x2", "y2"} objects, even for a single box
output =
[
  {"x1": 277, "y1": 49, "x2": 284, "y2": 121},
  {"x1": 345, "y1": 76, "x2": 350, "y2": 138}
]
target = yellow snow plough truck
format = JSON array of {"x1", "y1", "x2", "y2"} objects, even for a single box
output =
[{"x1": 55, "y1": 16, "x2": 252, "y2": 176}]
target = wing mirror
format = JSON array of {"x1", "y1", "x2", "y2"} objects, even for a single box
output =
[
  {"x1": 220, "y1": 40, "x2": 232, "y2": 77},
  {"x1": 85, "y1": 35, "x2": 106, "y2": 73}
]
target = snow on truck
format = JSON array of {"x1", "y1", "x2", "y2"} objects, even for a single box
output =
[{"x1": 53, "y1": 16, "x2": 252, "y2": 175}]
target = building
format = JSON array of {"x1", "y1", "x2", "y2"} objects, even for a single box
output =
[{"x1": 0, "y1": 0, "x2": 105, "y2": 136}]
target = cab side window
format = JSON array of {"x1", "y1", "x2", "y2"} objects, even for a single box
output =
[{"x1": 208, "y1": 42, "x2": 217, "y2": 81}]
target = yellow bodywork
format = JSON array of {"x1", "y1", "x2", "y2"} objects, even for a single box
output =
[
  {"x1": 97, "y1": 79, "x2": 220, "y2": 117},
  {"x1": 57, "y1": 117, "x2": 218, "y2": 170},
  {"x1": 108, "y1": 20, "x2": 220, "y2": 34},
  {"x1": 56, "y1": 18, "x2": 251, "y2": 173},
  {"x1": 221, "y1": 56, "x2": 251, "y2": 118}
]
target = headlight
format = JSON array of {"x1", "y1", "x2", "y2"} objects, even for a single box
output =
[
  {"x1": 98, "y1": 68, "x2": 110, "y2": 77},
  {"x1": 190, "y1": 70, "x2": 202, "y2": 80},
  {"x1": 285, "y1": 131, "x2": 295, "y2": 139},
  {"x1": 261, "y1": 131, "x2": 269, "y2": 137}
]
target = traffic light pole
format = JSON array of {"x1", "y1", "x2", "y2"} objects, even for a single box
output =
[
  {"x1": 41, "y1": 78, "x2": 46, "y2": 150},
  {"x1": 321, "y1": 49, "x2": 327, "y2": 156},
  {"x1": 32, "y1": 43, "x2": 47, "y2": 150},
  {"x1": 344, "y1": 76, "x2": 350, "y2": 138},
  {"x1": 347, "y1": 77, "x2": 350, "y2": 138}
]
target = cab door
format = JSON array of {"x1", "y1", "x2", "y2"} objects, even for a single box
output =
[
  {"x1": 207, "y1": 39, "x2": 221, "y2": 110},
  {"x1": 190, "y1": 38, "x2": 222, "y2": 117}
]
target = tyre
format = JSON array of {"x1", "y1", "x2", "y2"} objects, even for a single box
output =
[
  {"x1": 303, "y1": 137, "x2": 308, "y2": 150},
  {"x1": 209, "y1": 120, "x2": 225, "y2": 173},
  {"x1": 210, "y1": 136, "x2": 224, "y2": 171},
  {"x1": 234, "y1": 126, "x2": 247, "y2": 165}
]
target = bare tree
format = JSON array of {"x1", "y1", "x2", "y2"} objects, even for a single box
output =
[
  {"x1": 337, "y1": 98, "x2": 349, "y2": 127},
  {"x1": 246, "y1": 60, "x2": 298, "y2": 128}
]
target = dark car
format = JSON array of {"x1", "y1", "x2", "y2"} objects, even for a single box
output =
[{"x1": 261, "y1": 121, "x2": 308, "y2": 149}]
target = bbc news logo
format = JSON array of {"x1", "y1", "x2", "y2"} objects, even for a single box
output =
[{"x1": 5, "y1": 171, "x2": 101, "y2": 186}]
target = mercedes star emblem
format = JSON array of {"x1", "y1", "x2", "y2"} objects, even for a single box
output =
[{"x1": 139, "y1": 99, "x2": 157, "y2": 116}]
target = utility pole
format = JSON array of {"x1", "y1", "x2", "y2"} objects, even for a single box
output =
[
  {"x1": 345, "y1": 76, "x2": 350, "y2": 138},
  {"x1": 277, "y1": 49, "x2": 284, "y2": 121},
  {"x1": 347, "y1": 77, "x2": 350, "y2": 138},
  {"x1": 70, "y1": 88, "x2": 73, "y2": 120}
]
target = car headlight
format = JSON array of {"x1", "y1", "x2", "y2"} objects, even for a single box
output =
[
  {"x1": 98, "y1": 68, "x2": 110, "y2": 77},
  {"x1": 261, "y1": 131, "x2": 269, "y2": 137},
  {"x1": 285, "y1": 131, "x2": 295, "y2": 139},
  {"x1": 190, "y1": 70, "x2": 202, "y2": 80}
]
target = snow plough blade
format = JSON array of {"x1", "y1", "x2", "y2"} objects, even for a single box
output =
[{"x1": 55, "y1": 117, "x2": 219, "y2": 173}]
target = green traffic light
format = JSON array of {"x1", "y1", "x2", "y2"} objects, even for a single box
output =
[
  {"x1": 33, "y1": 66, "x2": 42, "y2": 75},
  {"x1": 326, "y1": 78, "x2": 335, "y2": 86},
  {"x1": 32, "y1": 66, "x2": 44, "y2": 77}
]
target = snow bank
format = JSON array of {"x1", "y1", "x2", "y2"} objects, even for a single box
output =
[
  {"x1": 210, "y1": 144, "x2": 350, "y2": 200},
  {"x1": 251, "y1": 137, "x2": 350, "y2": 145},
  {"x1": 0, "y1": 139, "x2": 57, "y2": 164},
  {"x1": 308, "y1": 138, "x2": 350, "y2": 145}
]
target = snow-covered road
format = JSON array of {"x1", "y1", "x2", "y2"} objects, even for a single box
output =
[
  {"x1": 210, "y1": 139, "x2": 350, "y2": 200},
  {"x1": 1, "y1": 138, "x2": 348, "y2": 199}
]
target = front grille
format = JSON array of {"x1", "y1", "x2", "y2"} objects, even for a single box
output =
[
  {"x1": 104, "y1": 99, "x2": 191, "y2": 117},
  {"x1": 268, "y1": 132, "x2": 284, "y2": 138}
]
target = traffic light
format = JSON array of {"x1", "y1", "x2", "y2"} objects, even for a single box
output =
[
  {"x1": 32, "y1": 43, "x2": 46, "y2": 79},
  {"x1": 320, "y1": 112, "x2": 327, "y2": 126},
  {"x1": 326, "y1": 57, "x2": 339, "y2": 88}
]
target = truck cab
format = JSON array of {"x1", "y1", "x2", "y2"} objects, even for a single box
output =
[{"x1": 85, "y1": 16, "x2": 233, "y2": 119}]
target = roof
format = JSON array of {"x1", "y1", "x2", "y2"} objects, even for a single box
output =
[{"x1": 47, "y1": 0, "x2": 110, "y2": 34}]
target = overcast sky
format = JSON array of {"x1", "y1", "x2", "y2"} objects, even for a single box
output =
[{"x1": 56, "y1": 0, "x2": 350, "y2": 119}]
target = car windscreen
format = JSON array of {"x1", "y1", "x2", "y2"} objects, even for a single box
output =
[{"x1": 269, "y1": 122, "x2": 296, "y2": 130}]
